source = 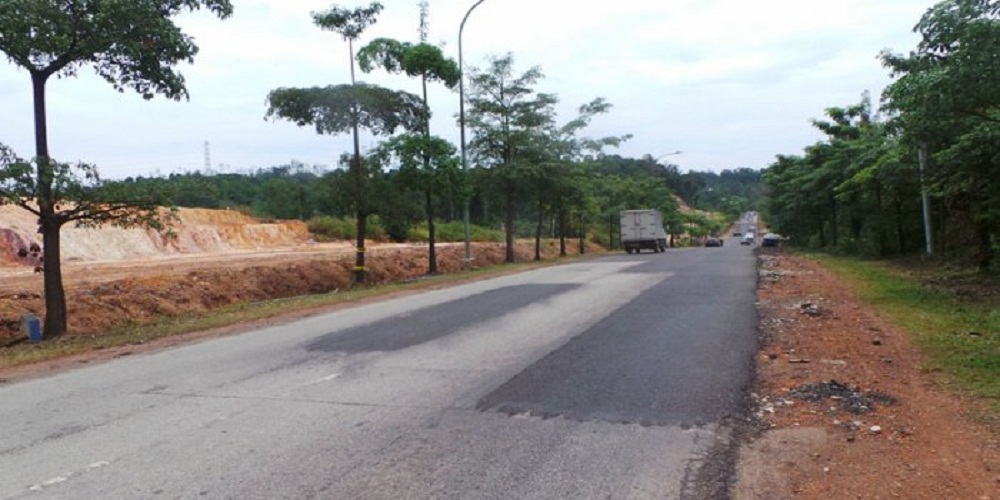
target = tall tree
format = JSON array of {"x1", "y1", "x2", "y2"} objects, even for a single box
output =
[
  {"x1": 0, "y1": 0, "x2": 232, "y2": 338},
  {"x1": 467, "y1": 53, "x2": 557, "y2": 263},
  {"x1": 375, "y1": 133, "x2": 465, "y2": 261},
  {"x1": 265, "y1": 83, "x2": 428, "y2": 247},
  {"x1": 311, "y1": 1, "x2": 384, "y2": 283},
  {"x1": 357, "y1": 2, "x2": 461, "y2": 273},
  {"x1": 881, "y1": 0, "x2": 1000, "y2": 270},
  {"x1": 268, "y1": 2, "x2": 426, "y2": 283},
  {"x1": 543, "y1": 98, "x2": 631, "y2": 256}
]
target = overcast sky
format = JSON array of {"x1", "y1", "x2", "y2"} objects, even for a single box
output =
[{"x1": 0, "y1": 0, "x2": 930, "y2": 179}]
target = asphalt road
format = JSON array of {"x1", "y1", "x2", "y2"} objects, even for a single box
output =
[{"x1": 0, "y1": 239, "x2": 758, "y2": 499}]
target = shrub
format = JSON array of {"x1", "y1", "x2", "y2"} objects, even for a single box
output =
[
  {"x1": 407, "y1": 221, "x2": 504, "y2": 243},
  {"x1": 307, "y1": 216, "x2": 353, "y2": 241}
]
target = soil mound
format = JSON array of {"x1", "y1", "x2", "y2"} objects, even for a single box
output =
[{"x1": 0, "y1": 205, "x2": 310, "y2": 266}]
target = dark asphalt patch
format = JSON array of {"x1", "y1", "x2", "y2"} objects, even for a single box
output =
[
  {"x1": 305, "y1": 283, "x2": 580, "y2": 353},
  {"x1": 476, "y1": 250, "x2": 758, "y2": 427}
]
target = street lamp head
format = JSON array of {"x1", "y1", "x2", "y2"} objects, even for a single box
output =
[{"x1": 654, "y1": 150, "x2": 682, "y2": 161}]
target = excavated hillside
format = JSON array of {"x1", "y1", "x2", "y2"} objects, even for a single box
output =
[
  {"x1": 0, "y1": 205, "x2": 310, "y2": 267},
  {"x1": 0, "y1": 205, "x2": 592, "y2": 340}
]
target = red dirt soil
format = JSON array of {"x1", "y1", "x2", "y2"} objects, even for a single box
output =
[
  {"x1": 0, "y1": 205, "x2": 600, "y2": 340},
  {"x1": 736, "y1": 249, "x2": 1000, "y2": 499}
]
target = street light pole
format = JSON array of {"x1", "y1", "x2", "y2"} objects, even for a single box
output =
[{"x1": 459, "y1": 0, "x2": 487, "y2": 269}]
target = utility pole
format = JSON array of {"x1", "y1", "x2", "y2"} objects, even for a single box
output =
[{"x1": 918, "y1": 142, "x2": 934, "y2": 255}]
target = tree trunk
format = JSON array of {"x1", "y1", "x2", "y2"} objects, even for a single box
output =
[
  {"x1": 875, "y1": 182, "x2": 887, "y2": 256},
  {"x1": 937, "y1": 200, "x2": 948, "y2": 257},
  {"x1": 894, "y1": 197, "x2": 906, "y2": 255},
  {"x1": 534, "y1": 200, "x2": 543, "y2": 261},
  {"x1": 976, "y1": 221, "x2": 993, "y2": 273},
  {"x1": 348, "y1": 38, "x2": 366, "y2": 284},
  {"x1": 354, "y1": 212, "x2": 367, "y2": 284},
  {"x1": 504, "y1": 187, "x2": 515, "y2": 263},
  {"x1": 578, "y1": 214, "x2": 586, "y2": 255},
  {"x1": 420, "y1": 76, "x2": 437, "y2": 275},
  {"x1": 829, "y1": 197, "x2": 839, "y2": 248},
  {"x1": 32, "y1": 73, "x2": 49, "y2": 159},
  {"x1": 350, "y1": 120, "x2": 364, "y2": 284},
  {"x1": 40, "y1": 216, "x2": 67, "y2": 338},
  {"x1": 558, "y1": 210, "x2": 567, "y2": 256},
  {"x1": 31, "y1": 71, "x2": 68, "y2": 338},
  {"x1": 608, "y1": 211, "x2": 616, "y2": 250},
  {"x1": 426, "y1": 189, "x2": 437, "y2": 274}
]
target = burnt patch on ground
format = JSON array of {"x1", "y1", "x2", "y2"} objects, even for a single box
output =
[{"x1": 789, "y1": 380, "x2": 897, "y2": 415}]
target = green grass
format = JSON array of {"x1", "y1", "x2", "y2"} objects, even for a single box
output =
[
  {"x1": 0, "y1": 256, "x2": 590, "y2": 373},
  {"x1": 813, "y1": 254, "x2": 1000, "y2": 401}
]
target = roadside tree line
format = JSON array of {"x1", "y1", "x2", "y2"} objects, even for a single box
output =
[{"x1": 764, "y1": 0, "x2": 1000, "y2": 271}]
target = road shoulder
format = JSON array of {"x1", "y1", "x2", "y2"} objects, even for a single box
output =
[{"x1": 735, "y1": 251, "x2": 1000, "y2": 499}]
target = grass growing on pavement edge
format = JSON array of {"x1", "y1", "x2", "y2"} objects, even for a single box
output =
[{"x1": 813, "y1": 255, "x2": 1000, "y2": 402}]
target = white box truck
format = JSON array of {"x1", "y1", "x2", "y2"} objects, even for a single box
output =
[{"x1": 620, "y1": 209, "x2": 668, "y2": 254}]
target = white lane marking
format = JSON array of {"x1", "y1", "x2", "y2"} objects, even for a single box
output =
[
  {"x1": 29, "y1": 476, "x2": 68, "y2": 490},
  {"x1": 305, "y1": 373, "x2": 341, "y2": 385},
  {"x1": 26, "y1": 461, "x2": 111, "y2": 492}
]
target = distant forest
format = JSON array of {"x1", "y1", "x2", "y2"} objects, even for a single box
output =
[{"x1": 113, "y1": 157, "x2": 764, "y2": 246}]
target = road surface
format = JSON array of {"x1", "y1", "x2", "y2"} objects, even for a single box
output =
[{"x1": 0, "y1": 241, "x2": 757, "y2": 499}]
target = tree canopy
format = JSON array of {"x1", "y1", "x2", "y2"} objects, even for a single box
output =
[{"x1": 0, "y1": 0, "x2": 233, "y2": 100}]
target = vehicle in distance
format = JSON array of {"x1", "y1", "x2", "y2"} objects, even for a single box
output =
[
  {"x1": 621, "y1": 209, "x2": 668, "y2": 254},
  {"x1": 762, "y1": 233, "x2": 781, "y2": 247},
  {"x1": 705, "y1": 237, "x2": 724, "y2": 247},
  {"x1": 741, "y1": 233, "x2": 755, "y2": 245}
]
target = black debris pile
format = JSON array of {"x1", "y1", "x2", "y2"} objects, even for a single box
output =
[{"x1": 789, "y1": 380, "x2": 897, "y2": 414}]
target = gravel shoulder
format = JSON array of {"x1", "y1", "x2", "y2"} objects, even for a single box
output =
[{"x1": 735, "y1": 250, "x2": 1000, "y2": 499}]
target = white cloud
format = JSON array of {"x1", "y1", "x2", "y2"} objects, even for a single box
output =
[{"x1": 0, "y1": 0, "x2": 930, "y2": 177}]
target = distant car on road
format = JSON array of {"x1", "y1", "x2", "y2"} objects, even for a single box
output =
[
  {"x1": 741, "y1": 233, "x2": 755, "y2": 246},
  {"x1": 761, "y1": 233, "x2": 781, "y2": 247},
  {"x1": 705, "y1": 237, "x2": 724, "y2": 247}
]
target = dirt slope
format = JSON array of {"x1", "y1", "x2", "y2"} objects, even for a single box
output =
[
  {"x1": 0, "y1": 205, "x2": 310, "y2": 267},
  {"x1": 0, "y1": 203, "x2": 595, "y2": 339}
]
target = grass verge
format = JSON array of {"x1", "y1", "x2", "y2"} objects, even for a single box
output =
[
  {"x1": 813, "y1": 254, "x2": 1000, "y2": 402},
  {"x1": 0, "y1": 255, "x2": 592, "y2": 373}
]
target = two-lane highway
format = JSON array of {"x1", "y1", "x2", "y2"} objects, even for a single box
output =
[{"x1": 0, "y1": 241, "x2": 757, "y2": 499}]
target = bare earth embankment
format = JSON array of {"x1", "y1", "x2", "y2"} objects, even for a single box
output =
[{"x1": 0, "y1": 205, "x2": 592, "y2": 342}]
